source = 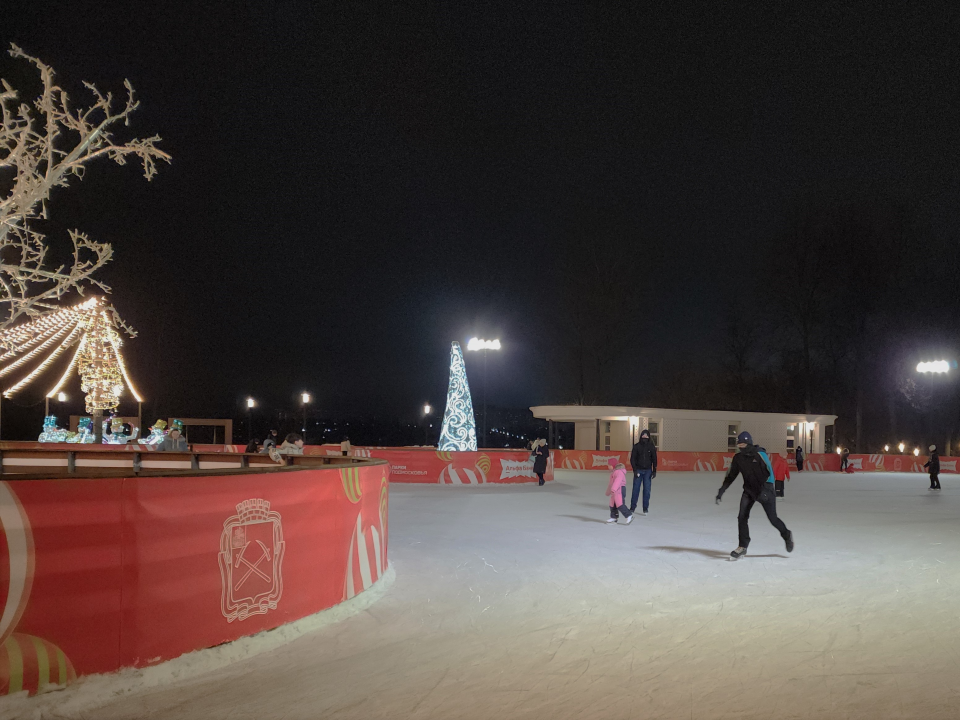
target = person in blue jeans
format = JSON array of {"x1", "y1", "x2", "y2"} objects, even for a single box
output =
[{"x1": 629, "y1": 429, "x2": 658, "y2": 515}]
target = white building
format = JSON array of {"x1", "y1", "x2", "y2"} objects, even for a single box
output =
[{"x1": 530, "y1": 406, "x2": 837, "y2": 455}]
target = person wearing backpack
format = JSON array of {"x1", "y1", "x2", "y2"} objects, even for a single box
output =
[{"x1": 716, "y1": 431, "x2": 794, "y2": 560}]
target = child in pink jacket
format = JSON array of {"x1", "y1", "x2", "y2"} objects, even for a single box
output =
[{"x1": 606, "y1": 458, "x2": 634, "y2": 524}]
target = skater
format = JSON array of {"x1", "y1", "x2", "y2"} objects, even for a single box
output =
[
  {"x1": 629, "y1": 428, "x2": 658, "y2": 515},
  {"x1": 715, "y1": 431, "x2": 793, "y2": 560},
  {"x1": 924, "y1": 445, "x2": 941, "y2": 490},
  {"x1": 606, "y1": 458, "x2": 634, "y2": 524},
  {"x1": 839, "y1": 447, "x2": 849, "y2": 472},
  {"x1": 532, "y1": 438, "x2": 549, "y2": 486},
  {"x1": 795, "y1": 445, "x2": 804, "y2": 471},
  {"x1": 772, "y1": 452, "x2": 790, "y2": 498}
]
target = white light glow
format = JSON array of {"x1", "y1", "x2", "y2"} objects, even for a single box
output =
[
  {"x1": 898, "y1": 443, "x2": 905, "y2": 453},
  {"x1": 423, "y1": 404, "x2": 432, "y2": 415},
  {"x1": 302, "y1": 392, "x2": 311, "y2": 404},
  {"x1": 884, "y1": 445, "x2": 889, "y2": 452},
  {"x1": 467, "y1": 337, "x2": 501, "y2": 351},
  {"x1": 247, "y1": 397, "x2": 255, "y2": 409},
  {"x1": 913, "y1": 447, "x2": 920, "y2": 456},
  {"x1": 917, "y1": 360, "x2": 950, "y2": 374},
  {"x1": 836, "y1": 447, "x2": 842, "y2": 454}
]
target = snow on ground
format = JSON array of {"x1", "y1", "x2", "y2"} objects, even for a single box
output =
[{"x1": 19, "y1": 470, "x2": 960, "y2": 719}]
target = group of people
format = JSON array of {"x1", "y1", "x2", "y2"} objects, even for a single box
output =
[
  {"x1": 244, "y1": 429, "x2": 305, "y2": 455},
  {"x1": 604, "y1": 428, "x2": 794, "y2": 561}
]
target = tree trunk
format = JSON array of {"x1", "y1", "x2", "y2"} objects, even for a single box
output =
[{"x1": 93, "y1": 409, "x2": 103, "y2": 444}]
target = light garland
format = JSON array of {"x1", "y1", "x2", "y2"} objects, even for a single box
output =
[{"x1": 0, "y1": 297, "x2": 140, "y2": 414}]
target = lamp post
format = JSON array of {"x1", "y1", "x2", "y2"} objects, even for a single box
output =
[
  {"x1": 301, "y1": 392, "x2": 311, "y2": 440},
  {"x1": 466, "y1": 337, "x2": 501, "y2": 449},
  {"x1": 915, "y1": 359, "x2": 956, "y2": 454},
  {"x1": 246, "y1": 397, "x2": 255, "y2": 442},
  {"x1": 422, "y1": 403, "x2": 432, "y2": 445}
]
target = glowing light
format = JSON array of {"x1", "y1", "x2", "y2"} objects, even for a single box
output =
[
  {"x1": 836, "y1": 447, "x2": 843, "y2": 454},
  {"x1": 423, "y1": 404, "x2": 432, "y2": 415},
  {"x1": 467, "y1": 338, "x2": 501, "y2": 351},
  {"x1": 0, "y1": 297, "x2": 140, "y2": 413},
  {"x1": 438, "y1": 341, "x2": 477, "y2": 451},
  {"x1": 884, "y1": 445, "x2": 889, "y2": 452},
  {"x1": 301, "y1": 392, "x2": 311, "y2": 404},
  {"x1": 898, "y1": 443, "x2": 905, "y2": 453},
  {"x1": 913, "y1": 447, "x2": 920, "y2": 456},
  {"x1": 247, "y1": 397, "x2": 256, "y2": 409},
  {"x1": 917, "y1": 360, "x2": 950, "y2": 374}
]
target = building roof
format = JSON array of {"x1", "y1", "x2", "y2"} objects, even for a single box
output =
[{"x1": 530, "y1": 405, "x2": 836, "y2": 425}]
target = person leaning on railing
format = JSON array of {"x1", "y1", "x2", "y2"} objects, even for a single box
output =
[
  {"x1": 158, "y1": 426, "x2": 188, "y2": 452},
  {"x1": 278, "y1": 433, "x2": 304, "y2": 455}
]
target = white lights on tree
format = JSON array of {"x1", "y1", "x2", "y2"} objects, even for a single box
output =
[
  {"x1": 467, "y1": 337, "x2": 501, "y2": 351},
  {"x1": 916, "y1": 360, "x2": 950, "y2": 374},
  {"x1": 438, "y1": 341, "x2": 477, "y2": 451},
  {"x1": 0, "y1": 296, "x2": 141, "y2": 413},
  {"x1": 0, "y1": 45, "x2": 170, "y2": 330}
]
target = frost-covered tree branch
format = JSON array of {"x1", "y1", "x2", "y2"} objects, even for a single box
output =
[{"x1": 0, "y1": 44, "x2": 171, "y2": 328}]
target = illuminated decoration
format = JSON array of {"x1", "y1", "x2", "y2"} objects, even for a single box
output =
[
  {"x1": 142, "y1": 419, "x2": 169, "y2": 445},
  {"x1": 438, "y1": 341, "x2": 477, "y2": 451},
  {"x1": 913, "y1": 447, "x2": 920, "y2": 457},
  {"x1": 898, "y1": 443, "x2": 905, "y2": 453},
  {"x1": 916, "y1": 360, "x2": 951, "y2": 374},
  {"x1": 467, "y1": 337, "x2": 501, "y2": 351},
  {"x1": 38, "y1": 416, "x2": 68, "y2": 443},
  {"x1": 102, "y1": 415, "x2": 138, "y2": 444},
  {"x1": 0, "y1": 297, "x2": 141, "y2": 414}
]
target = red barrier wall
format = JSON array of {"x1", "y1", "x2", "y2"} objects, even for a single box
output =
[{"x1": 0, "y1": 462, "x2": 389, "y2": 696}]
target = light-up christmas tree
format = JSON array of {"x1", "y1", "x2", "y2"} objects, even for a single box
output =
[
  {"x1": 438, "y1": 341, "x2": 477, "y2": 451},
  {"x1": 0, "y1": 297, "x2": 142, "y2": 441}
]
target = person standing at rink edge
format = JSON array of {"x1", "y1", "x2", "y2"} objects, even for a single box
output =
[
  {"x1": 716, "y1": 431, "x2": 794, "y2": 560},
  {"x1": 629, "y1": 428, "x2": 657, "y2": 515},
  {"x1": 795, "y1": 445, "x2": 804, "y2": 471},
  {"x1": 924, "y1": 445, "x2": 941, "y2": 490}
]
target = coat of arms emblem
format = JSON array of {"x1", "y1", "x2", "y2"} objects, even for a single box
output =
[{"x1": 219, "y1": 498, "x2": 285, "y2": 622}]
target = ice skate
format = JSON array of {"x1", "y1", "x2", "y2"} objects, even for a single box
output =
[
  {"x1": 785, "y1": 531, "x2": 794, "y2": 553},
  {"x1": 606, "y1": 517, "x2": 617, "y2": 523},
  {"x1": 625, "y1": 514, "x2": 634, "y2": 525},
  {"x1": 642, "y1": 510, "x2": 648, "y2": 515},
  {"x1": 730, "y1": 547, "x2": 747, "y2": 560}
]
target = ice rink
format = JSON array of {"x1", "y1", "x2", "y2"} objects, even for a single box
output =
[{"x1": 44, "y1": 470, "x2": 960, "y2": 719}]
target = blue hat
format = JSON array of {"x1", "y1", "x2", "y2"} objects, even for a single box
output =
[{"x1": 736, "y1": 431, "x2": 753, "y2": 446}]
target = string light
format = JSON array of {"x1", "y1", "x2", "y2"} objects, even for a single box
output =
[{"x1": 0, "y1": 297, "x2": 140, "y2": 414}]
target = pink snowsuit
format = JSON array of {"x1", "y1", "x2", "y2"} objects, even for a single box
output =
[{"x1": 606, "y1": 459, "x2": 627, "y2": 507}]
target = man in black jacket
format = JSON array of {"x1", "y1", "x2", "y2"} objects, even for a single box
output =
[
  {"x1": 795, "y1": 445, "x2": 804, "y2": 471},
  {"x1": 924, "y1": 445, "x2": 941, "y2": 490},
  {"x1": 716, "y1": 431, "x2": 794, "y2": 560},
  {"x1": 629, "y1": 429, "x2": 658, "y2": 515}
]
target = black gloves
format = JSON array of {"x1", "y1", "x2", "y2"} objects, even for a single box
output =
[
  {"x1": 651, "y1": 469, "x2": 657, "y2": 479},
  {"x1": 715, "y1": 490, "x2": 723, "y2": 504}
]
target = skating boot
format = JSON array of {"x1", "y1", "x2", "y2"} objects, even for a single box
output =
[
  {"x1": 730, "y1": 547, "x2": 747, "y2": 560},
  {"x1": 625, "y1": 514, "x2": 634, "y2": 525},
  {"x1": 785, "y1": 531, "x2": 794, "y2": 553},
  {"x1": 606, "y1": 517, "x2": 617, "y2": 523}
]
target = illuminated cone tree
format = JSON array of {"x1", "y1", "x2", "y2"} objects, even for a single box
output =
[
  {"x1": 0, "y1": 297, "x2": 141, "y2": 439},
  {"x1": 438, "y1": 341, "x2": 477, "y2": 451}
]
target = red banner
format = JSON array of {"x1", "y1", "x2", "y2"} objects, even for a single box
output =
[
  {"x1": 362, "y1": 449, "x2": 555, "y2": 484},
  {"x1": 0, "y1": 462, "x2": 389, "y2": 695}
]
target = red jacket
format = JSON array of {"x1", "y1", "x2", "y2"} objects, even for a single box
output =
[{"x1": 772, "y1": 453, "x2": 791, "y2": 482}]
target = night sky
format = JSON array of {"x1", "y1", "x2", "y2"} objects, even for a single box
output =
[{"x1": 4, "y1": 4, "x2": 960, "y2": 437}]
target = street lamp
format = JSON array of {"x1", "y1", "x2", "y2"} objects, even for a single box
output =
[
  {"x1": 913, "y1": 447, "x2": 920, "y2": 456},
  {"x1": 246, "y1": 397, "x2": 255, "y2": 442},
  {"x1": 898, "y1": 442, "x2": 905, "y2": 453},
  {"x1": 45, "y1": 390, "x2": 69, "y2": 417},
  {"x1": 422, "y1": 403, "x2": 433, "y2": 445},
  {"x1": 466, "y1": 337, "x2": 501, "y2": 448},
  {"x1": 301, "y1": 392, "x2": 311, "y2": 438},
  {"x1": 884, "y1": 444, "x2": 890, "y2": 452},
  {"x1": 916, "y1": 360, "x2": 951, "y2": 374}
]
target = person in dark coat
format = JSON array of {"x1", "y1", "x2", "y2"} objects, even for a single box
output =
[
  {"x1": 716, "y1": 431, "x2": 794, "y2": 560},
  {"x1": 795, "y1": 445, "x2": 804, "y2": 471},
  {"x1": 924, "y1": 445, "x2": 941, "y2": 490},
  {"x1": 840, "y1": 447, "x2": 850, "y2": 471},
  {"x1": 532, "y1": 438, "x2": 549, "y2": 486},
  {"x1": 629, "y1": 429, "x2": 658, "y2": 515}
]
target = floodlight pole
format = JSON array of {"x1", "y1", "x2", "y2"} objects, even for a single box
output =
[{"x1": 483, "y1": 349, "x2": 488, "y2": 449}]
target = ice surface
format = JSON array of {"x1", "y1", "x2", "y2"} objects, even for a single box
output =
[{"x1": 11, "y1": 470, "x2": 960, "y2": 719}]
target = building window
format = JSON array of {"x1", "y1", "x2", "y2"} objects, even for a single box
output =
[
  {"x1": 648, "y1": 421, "x2": 660, "y2": 449},
  {"x1": 604, "y1": 434, "x2": 611, "y2": 451},
  {"x1": 786, "y1": 424, "x2": 797, "y2": 450},
  {"x1": 727, "y1": 424, "x2": 739, "y2": 450},
  {"x1": 603, "y1": 421, "x2": 611, "y2": 433}
]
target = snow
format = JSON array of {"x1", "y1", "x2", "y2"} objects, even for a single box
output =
[{"x1": 10, "y1": 470, "x2": 960, "y2": 719}]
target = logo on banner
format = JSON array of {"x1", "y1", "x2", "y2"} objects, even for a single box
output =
[
  {"x1": 723, "y1": 456, "x2": 733, "y2": 469},
  {"x1": 219, "y1": 499, "x2": 285, "y2": 623},
  {"x1": 941, "y1": 460, "x2": 957, "y2": 473},
  {"x1": 500, "y1": 459, "x2": 536, "y2": 480},
  {"x1": 846, "y1": 457, "x2": 863, "y2": 470},
  {"x1": 591, "y1": 455, "x2": 620, "y2": 468}
]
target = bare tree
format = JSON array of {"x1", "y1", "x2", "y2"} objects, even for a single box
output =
[{"x1": 0, "y1": 44, "x2": 170, "y2": 329}]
